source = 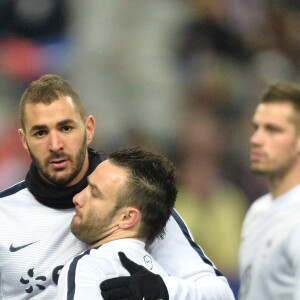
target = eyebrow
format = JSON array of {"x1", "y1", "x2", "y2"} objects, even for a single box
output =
[
  {"x1": 57, "y1": 119, "x2": 77, "y2": 127},
  {"x1": 29, "y1": 119, "x2": 76, "y2": 134},
  {"x1": 29, "y1": 124, "x2": 47, "y2": 134}
]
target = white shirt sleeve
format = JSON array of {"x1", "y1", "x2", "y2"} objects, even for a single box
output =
[
  {"x1": 147, "y1": 210, "x2": 235, "y2": 299},
  {"x1": 163, "y1": 275, "x2": 235, "y2": 300}
]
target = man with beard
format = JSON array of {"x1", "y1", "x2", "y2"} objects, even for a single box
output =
[
  {"x1": 57, "y1": 147, "x2": 176, "y2": 299},
  {"x1": 0, "y1": 74, "x2": 234, "y2": 300},
  {"x1": 239, "y1": 82, "x2": 300, "y2": 300}
]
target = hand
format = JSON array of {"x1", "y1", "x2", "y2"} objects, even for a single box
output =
[{"x1": 100, "y1": 251, "x2": 169, "y2": 300}]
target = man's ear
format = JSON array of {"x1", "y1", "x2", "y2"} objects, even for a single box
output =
[
  {"x1": 86, "y1": 115, "x2": 95, "y2": 145},
  {"x1": 18, "y1": 128, "x2": 28, "y2": 152},
  {"x1": 119, "y1": 208, "x2": 141, "y2": 230}
]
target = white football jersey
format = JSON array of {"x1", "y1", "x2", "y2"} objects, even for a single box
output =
[
  {"x1": 239, "y1": 184, "x2": 300, "y2": 300},
  {"x1": 1, "y1": 181, "x2": 234, "y2": 300},
  {"x1": 0, "y1": 182, "x2": 86, "y2": 299},
  {"x1": 57, "y1": 239, "x2": 169, "y2": 299}
]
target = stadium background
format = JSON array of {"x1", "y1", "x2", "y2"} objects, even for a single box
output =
[{"x1": 1, "y1": 0, "x2": 299, "y2": 297}]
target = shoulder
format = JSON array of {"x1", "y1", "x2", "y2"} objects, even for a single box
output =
[
  {"x1": 68, "y1": 242, "x2": 130, "y2": 273},
  {"x1": 61, "y1": 248, "x2": 111, "y2": 284},
  {"x1": 240, "y1": 194, "x2": 271, "y2": 239},
  {"x1": 65, "y1": 240, "x2": 149, "y2": 280},
  {"x1": 148, "y1": 209, "x2": 225, "y2": 278},
  {"x1": 245, "y1": 193, "x2": 271, "y2": 218},
  {"x1": 0, "y1": 181, "x2": 27, "y2": 198}
]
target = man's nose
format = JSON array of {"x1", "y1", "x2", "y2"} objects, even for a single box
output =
[
  {"x1": 73, "y1": 189, "x2": 86, "y2": 207},
  {"x1": 250, "y1": 129, "x2": 264, "y2": 146},
  {"x1": 49, "y1": 131, "x2": 63, "y2": 151}
]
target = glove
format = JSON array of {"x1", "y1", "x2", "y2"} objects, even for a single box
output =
[{"x1": 100, "y1": 251, "x2": 169, "y2": 300}]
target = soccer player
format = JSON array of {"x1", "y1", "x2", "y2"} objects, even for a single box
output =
[
  {"x1": 0, "y1": 74, "x2": 234, "y2": 299},
  {"x1": 239, "y1": 82, "x2": 300, "y2": 299},
  {"x1": 57, "y1": 147, "x2": 176, "y2": 299}
]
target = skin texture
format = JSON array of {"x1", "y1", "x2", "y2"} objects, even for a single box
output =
[
  {"x1": 18, "y1": 96, "x2": 95, "y2": 187},
  {"x1": 71, "y1": 160, "x2": 142, "y2": 247},
  {"x1": 250, "y1": 102, "x2": 300, "y2": 198}
]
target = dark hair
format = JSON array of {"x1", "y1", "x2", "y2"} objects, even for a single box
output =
[
  {"x1": 108, "y1": 147, "x2": 178, "y2": 244},
  {"x1": 261, "y1": 82, "x2": 300, "y2": 111},
  {"x1": 19, "y1": 74, "x2": 87, "y2": 130}
]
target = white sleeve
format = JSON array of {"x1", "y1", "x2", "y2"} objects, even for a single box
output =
[
  {"x1": 146, "y1": 209, "x2": 235, "y2": 300},
  {"x1": 163, "y1": 275, "x2": 235, "y2": 300}
]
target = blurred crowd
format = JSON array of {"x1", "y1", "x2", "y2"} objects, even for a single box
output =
[{"x1": 1, "y1": 0, "x2": 300, "y2": 297}]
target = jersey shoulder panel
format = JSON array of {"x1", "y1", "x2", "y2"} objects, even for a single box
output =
[
  {"x1": 0, "y1": 180, "x2": 27, "y2": 198},
  {"x1": 147, "y1": 208, "x2": 225, "y2": 281},
  {"x1": 243, "y1": 194, "x2": 271, "y2": 223}
]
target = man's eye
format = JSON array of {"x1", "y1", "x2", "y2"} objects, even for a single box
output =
[
  {"x1": 267, "y1": 126, "x2": 281, "y2": 133},
  {"x1": 89, "y1": 186, "x2": 97, "y2": 198},
  {"x1": 92, "y1": 189, "x2": 99, "y2": 198},
  {"x1": 62, "y1": 126, "x2": 72, "y2": 133},
  {"x1": 35, "y1": 131, "x2": 46, "y2": 138}
]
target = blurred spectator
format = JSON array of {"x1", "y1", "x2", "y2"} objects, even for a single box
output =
[
  {"x1": 0, "y1": 0, "x2": 70, "y2": 84},
  {"x1": 0, "y1": 0, "x2": 71, "y2": 189},
  {"x1": 175, "y1": 107, "x2": 249, "y2": 297},
  {"x1": 67, "y1": 0, "x2": 190, "y2": 151}
]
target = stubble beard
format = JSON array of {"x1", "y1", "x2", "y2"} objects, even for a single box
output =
[
  {"x1": 250, "y1": 163, "x2": 268, "y2": 176},
  {"x1": 251, "y1": 156, "x2": 296, "y2": 179},
  {"x1": 71, "y1": 208, "x2": 118, "y2": 245},
  {"x1": 29, "y1": 136, "x2": 87, "y2": 186}
]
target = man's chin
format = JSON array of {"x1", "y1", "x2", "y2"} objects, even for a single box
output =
[
  {"x1": 250, "y1": 166, "x2": 268, "y2": 175},
  {"x1": 70, "y1": 223, "x2": 82, "y2": 239},
  {"x1": 71, "y1": 215, "x2": 82, "y2": 227},
  {"x1": 46, "y1": 172, "x2": 75, "y2": 186}
]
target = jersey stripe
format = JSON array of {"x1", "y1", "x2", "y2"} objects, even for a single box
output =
[
  {"x1": 171, "y1": 209, "x2": 223, "y2": 276},
  {"x1": 0, "y1": 181, "x2": 27, "y2": 198},
  {"x1": 66, "y1": 248, "x2": 92, "y2": 300}
]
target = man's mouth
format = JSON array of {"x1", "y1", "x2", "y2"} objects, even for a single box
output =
[
  {"x1": 250, "y1": 151, "x2": 264, "y2": 162},
  {"x1": 50, "y1": 158, "x2": 69, "y2": 169},
  {"x1": 74, "y1": 209, "x2": 81, "y2": 217}
]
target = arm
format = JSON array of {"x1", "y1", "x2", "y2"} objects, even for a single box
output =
[
  {"x1": 148, "y1": 209, "x2": 234, "y2": 299},
  {"x1": 101, "y1": 209, "x2": 235, "y2": 299},
  {"x1": 100, "y1": 252, "x2": 234, "y2": 300},
  {"x1": 162, "y1": 275, "x2": 234, "y2": 300}
]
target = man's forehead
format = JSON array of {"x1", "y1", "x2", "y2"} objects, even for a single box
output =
[
  {"x1": 252, "y1": 102, "x2": 300, "y2": 131},
  {"x1": 24, "y1": 97, "x2": 80, "y2": 124},
  {"x1": 95, "y1": 160, "x2": 128, "y2": 183},
  {"x1": 255, "y1": 102, "x2": 295, "y2": 118},
  {"x1": 24, "y1": 96, "x2": 75, "y2": 110}
]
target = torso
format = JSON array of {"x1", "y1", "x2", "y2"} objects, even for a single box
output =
[
  {"x1": 0, "y1": 183, "x2": 86, "y2": 299},
  {"x1": 239, "y1": 185, "x2": 300, "y2": 300}
]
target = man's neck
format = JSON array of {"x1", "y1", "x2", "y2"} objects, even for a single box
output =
[
  {"x1": 269, "y1": 171, "x2": 300, "y2": 199},
  {"x1": 89, "y1": 230, "x2": 145, "y2": 248}
]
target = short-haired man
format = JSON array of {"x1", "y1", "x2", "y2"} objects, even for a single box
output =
[
  {"x1": 239, "y1": 82, "x2": 300, "y2": 299},
  {"x1": 57, "y1": 147, "x2": 177, "y2": 299},
  {"x1": 0, "y1": 74, "x2": 234, "y2": 299}
]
